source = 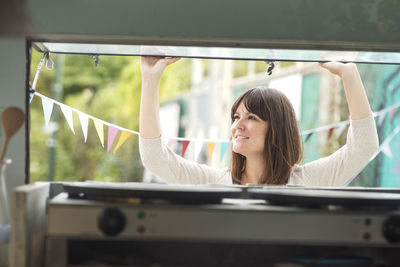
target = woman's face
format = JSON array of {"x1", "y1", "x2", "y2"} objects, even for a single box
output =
[{"x1": 231, "y1": 102, "x2": 269, "y2": 158}]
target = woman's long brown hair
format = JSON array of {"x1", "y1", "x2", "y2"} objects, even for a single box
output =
[{"x1": 230, "y1": 87, "x2": 303, "y2": 185}]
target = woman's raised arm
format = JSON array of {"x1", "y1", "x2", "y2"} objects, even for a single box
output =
[
  {"x1": 294, "y1": 62, "x2": 378, "y2": 186},
  {"x1": 320, "y1": 62, "x2": 372, "y2": 120},
  {"x1": 139, "y1": 56, "x2": 180, "y2": 138}
]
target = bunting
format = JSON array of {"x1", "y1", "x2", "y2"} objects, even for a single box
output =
[
  {"x1": 78, "y1": 112, "x2": 89, "y2": 142},
  {"x1": 114, "y1": 131, "x2": 133, "y2": 153},
  {"x1": 207, "y1": 142, "x2": 216, "y2": 162},
  {"x1": 304, "y1": 132, "x2": 313, "y2": 143},
  {"x1": 381, "y1": 143, "x2": 393, "y2": 158},
  {"x1": 327, "y1": 127, "x2": 334, "y2": 141},
  {"x1": 29, "y1": 91, "x2": 35, "y2": 103},
  {"x1": 107, "y1": 126, "x2": 119, "y2": 152},
  {"x1": 390, "y1": 107, "x2": 395, "y2": 121},
  {"x1": 336, "y1": 122, "x2": 348, "y2": 137},
  {"x1": 220, "y1": 142, "x2": 229, "y2": 160},
  {"x1": 194, "y1": 141, "x2": 203, "y2": 161},
  {"x1": 31, "y1": 92, "x2": 400, "y2": 168},
  {"x1": 343, "y1": 124, "x2": 400, "y2": 186},
  {"x1": 181, "y1": 140, "x2": 190, "y2": 157},
  {"x1": 33, "y1": 92, "x2": 139, "y2": 154},
  {"x1": 60, "y1": 105, "x2": 75, "y2": 134},
  {"x1": 378, "y1": 113, "x2": 386, "y2": 126},
  {"x1": 41, "y1": 97, "x2": 54, "y2": 127},
  {"x1": 93, "y1": 120, "x2": 105, "y2": 147},
  {"x1": 167, "y1": 138, "x2": 177, "y2": 149},
  {"x1": 395, "y1": 157, "x2": 400, "y2": 175}
]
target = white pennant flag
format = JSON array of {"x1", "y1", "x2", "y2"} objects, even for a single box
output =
[
  {"x1": 41, "y1": 97, "x2": 54, "y2": 127},
  {"x1": 194, "y1": 141, "x2": 203, "y2": 161},
  {"x1": 378, "y1": 112, "x2": 386, "y2": 126},
  {"x1": 60, "y1": 105, "x2": 75, "y2": 134},
  {"x1": 78, "y1": 112, "x2": 89, "y2": 142},
  {"x1": 381, "y1": 143, "x2": 392, "y2": 158},
  {"x1": 336, "y1": 122, "x2": 348, "y2": 137}
]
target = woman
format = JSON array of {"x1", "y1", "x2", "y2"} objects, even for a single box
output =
[{"x1": 139, "y1": 57, "x2": 379, "y2": 186}]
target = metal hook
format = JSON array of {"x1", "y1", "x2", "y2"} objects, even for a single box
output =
[
  {"x1": 266, "y1": 61, "x2": 275, "y2": 76},
  {"x1": 91, "y1": 55, "x2": 100, "y2": 68},
  {"x1": 45, "y1": 52, "x2": 54, "y2": 70}
]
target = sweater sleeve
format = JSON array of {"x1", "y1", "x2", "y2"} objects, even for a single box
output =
[
  {"x1": 292, "y1": 114, "x2": 379, "y2": 186},
  {"x1": 139, "y1": 136, "x2": 232, "y2": 185}
]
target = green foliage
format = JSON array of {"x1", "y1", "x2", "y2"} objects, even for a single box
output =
[
  {"x1": 255, "y1": 61, "x2": 267, "y2": 73},
  {"x1": 233, "y1": 61, "x2": 248, "y2": 77},
  {"x1": 30, "y1": 51, "x2": 190, "y2": 182}
]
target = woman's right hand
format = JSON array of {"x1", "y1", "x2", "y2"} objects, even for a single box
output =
[
  {"x1": 139, "y1": 56, "x2": 180, "y2": 139},
  {"x1": 140, "y1": 56, "x2": 180, "y2": 85}
]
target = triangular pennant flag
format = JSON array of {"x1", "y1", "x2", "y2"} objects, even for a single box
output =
[
  {"x1": 378, "y1": 112, "x2": 386, "y2": 126},
  {"x1": 336, "y1": 123, "x2": 348, "y2": 137},
  {"x1": 220, "y1": 142, "x2": 229, "y2": 160},
  {"x1": 29, "y1": 92, "x2": 35, "y2": 103},
  {"x1": 395, "y1": 157, "x2": 400, "y2": 174},
  {"x1": 93, "y1": 120, "x2": 105, "y2": 148},
  {"x1": 60, "y1": 105, "x2": 75, "y2": 134},
  {"x1": 107, "y1": 126, "x2": 119, "y2": 152},
  {"x1": 194, "y1": 141, "x2": 203, "y2": 161},
  {"x1": 167, "y1": 138, "x2": 177, "y2": 148},
  {"x1": 181, "y1": 140, "x2": 190, "y2": 157},
  {"x1": 78, "y1": 112, "x2": 89, "y2": 142},
  {"x1": 327, "y1": 127, "x2": 335, "y2": 141},
  {"x1": 113, "y1": 131, "x2": 133, "y2": 153},
  {"x1": 41, "y1": 97, "x2": 54, "y2": 127},
  {"x1": 389, "y1": 107, "x2": 395, "y2": 121},
  {"x1": 304, "y1": 132, "x2": 313, "y2": 143},
  {"x1": 207, "y1": 142, "x2": 216, "y2": 162},
  {"x1": 381, "y1": 143, "x2": 392, "y2": 158}
]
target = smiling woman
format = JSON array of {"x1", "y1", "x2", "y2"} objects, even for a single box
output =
[
  {"x1": 230, "y1": 88, "x2": 302, "y2": 185},
  {"x1": 139, "y1": 57, "x2": 379, "y2": 186}
]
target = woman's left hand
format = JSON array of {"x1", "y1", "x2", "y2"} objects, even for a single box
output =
[
  {"x1": 320, "y1": 61, "x2": 372, "y2": 120},
  {"x1": 319, "y1": 61, "x2": 356, "y2": 78}
]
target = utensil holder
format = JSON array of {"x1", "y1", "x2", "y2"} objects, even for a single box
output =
[{"x1": 0, "y1": 159, "x2": 12, "y2": 225}]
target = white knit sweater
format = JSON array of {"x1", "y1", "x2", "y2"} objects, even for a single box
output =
[{"x1": 139, "y1": 115, "x2": 379, "y2": 186}]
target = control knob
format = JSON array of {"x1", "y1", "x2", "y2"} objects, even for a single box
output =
[
  {"x1": 382, "y1": 215, "x2": 400, "y2": 243},
  {"x1": 97, "y1": 207, "x2": 126, "y2": 236}
]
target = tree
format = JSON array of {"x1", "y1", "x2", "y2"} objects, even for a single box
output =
[{"x1": 29, "y1": 51, "x2": 191, "y2": 182}]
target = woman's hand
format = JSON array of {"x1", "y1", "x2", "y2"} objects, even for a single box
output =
[
  {"x1": 140, "y1": 56, "x2": 180, "y2": 84},
  {"x1": 320, "y1": 61, "x2": 372, "y2": 120},
  {"x1": 139, "y1": 56, "x2": 180, "y2": 139},
  {"x1": 319, "y1": 61, "x2": 357, "y2": 78}
]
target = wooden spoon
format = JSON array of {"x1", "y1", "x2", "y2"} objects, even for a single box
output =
[{"x1": 0, "y1": 107, "x2": 25, "y2": 162}]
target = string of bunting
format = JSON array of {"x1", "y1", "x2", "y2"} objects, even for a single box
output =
[
  {"x1": 344, "y1": 124, "x2": 400, "y2": 186},
  {"x1": 30, "y1": 91, "x2": 400, "y2": 164},
  {"x1": 32, "y1": 91, "x2": 138, "y2": 153}
]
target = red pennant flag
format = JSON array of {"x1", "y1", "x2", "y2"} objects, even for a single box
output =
[
  {"x1": 327, "y1": 128, "x2": 335, "y2": 141},
  {"x1": 181, "y1": 140, "x2": 190, "y2": 157}
]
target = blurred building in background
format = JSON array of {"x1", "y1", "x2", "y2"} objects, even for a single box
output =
[{"x1": 155, "y1": 56, "x2": 400, "y2": 188}]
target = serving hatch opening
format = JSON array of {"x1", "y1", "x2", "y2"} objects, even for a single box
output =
[{"x1": 27, "y1": 41, "x2": 400, "y2": 188}]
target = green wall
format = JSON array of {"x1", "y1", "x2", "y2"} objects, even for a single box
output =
[
  {"x1": 299, "y1": 73, "x2": 321, "y2": 164},
  {"x1": 341, "y1": 64, "x2": 400, "y2": 187}
]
